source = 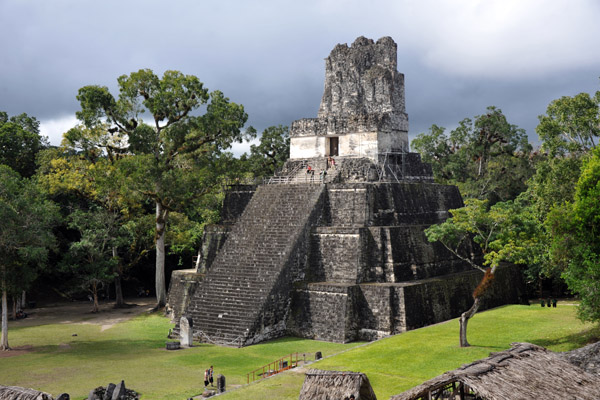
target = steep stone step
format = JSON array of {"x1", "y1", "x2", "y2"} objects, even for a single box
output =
[{"x1": 185, "y1": 183, "x2": 325, "y2": 346}]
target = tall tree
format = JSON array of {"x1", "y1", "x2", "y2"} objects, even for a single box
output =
[
  {"x1": 425, "y1": 198, "x2": 536, "y2": 347},
  {"x1": 61, "y1": 207, "x2": 122, "y2": 312},
  {"x1": 0, "y1": 111, "x2": 47, "y2": 177},
  {"x1": 412, "y1": 106, "x2": 534, "y2": 202},
  {"x1": 536, "y1": 90, "x2": 600, "y2": 157},
  {"x1": 242, "y1": 125, "x2": 289, "y2": 177},
  {"x1": 75, "y1": 69, "x2": 251, "y2": 307},
  {"x1": 0, "y1": 166, "x2": 58, "y2": 350},
  {"x1": 521, "y1": 87, "x2": 600, "y2": 291},
  {"x1": 549, "y1": 147, "x2": 600, "y2": 321}
]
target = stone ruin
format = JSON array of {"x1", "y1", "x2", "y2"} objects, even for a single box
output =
[
  {"x1": 166, "y1": 36, "x2": 526, "y2": 346},
  {"x1": 291, "y1": 36, "x2": 408, "y2": 161}
]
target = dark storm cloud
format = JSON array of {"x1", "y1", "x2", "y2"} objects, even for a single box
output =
[{"x1": 1, "y1": 0, "x2": 599, "y2": 151}]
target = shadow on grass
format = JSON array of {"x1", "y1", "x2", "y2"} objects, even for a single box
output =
[
  {"x1": 532, "y1": 325, "x2": 600, "y2": 350},
  {"x1": 32, "y1": 337, "x2": 169, "y2": 360}
]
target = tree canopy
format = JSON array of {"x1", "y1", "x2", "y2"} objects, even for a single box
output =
[
  {"x1": 75, "y1": 69, "x2": 252, "y2": 306},
  {"x1": 412, "y1": 106, "x2": 534, "y2": 202},
  {"x1": 536, "y1": 91, "x2": 600, "y2": 157},
  {"x1": 0, "y1": 111, "x2": 46, "y2": 177},
  {"x1": 0, "y1": 166, "x2": 59, "y2": 350}
]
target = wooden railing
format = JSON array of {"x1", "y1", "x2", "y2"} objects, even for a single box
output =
[{"x1": 246, "y1": 353, "x2": 305, "y2": 383}]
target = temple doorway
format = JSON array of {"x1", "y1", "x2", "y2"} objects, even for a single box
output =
[{"x1": 327, "y1": 137, "x2": 339, "y2": 156}]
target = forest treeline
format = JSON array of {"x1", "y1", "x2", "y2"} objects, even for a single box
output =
[
  {"x1": 0, "y1": 70, "x2": 289, "y2": 350},
  {"x1": 0, "y1": 69, "x2": 599, "y2": 351}
]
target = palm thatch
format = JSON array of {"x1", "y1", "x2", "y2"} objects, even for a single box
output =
[
  {"x1": 0, "y1": 386, "x2": 53, "y2": 400},
  {"x1": 390, "y1": 342, "x2": 600, "y2": 400},
  {"x1": 299, "y1": 369, "x2": 377, "y2": 400},
  {"x1": 561, "y1": 340, "x2": 600, "y2": 375}
]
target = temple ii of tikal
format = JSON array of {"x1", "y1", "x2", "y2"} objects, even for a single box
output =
[{"x1": 166, "y1": 36, "x2": 526, "y2": 347}]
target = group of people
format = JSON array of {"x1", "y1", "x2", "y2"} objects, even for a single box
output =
[
  {"x1": 203, "y1": 365, "x2": 214, "y2": 388},
  {"x1": 305, "y1": 156, "x2": 336, "y2": 183}
]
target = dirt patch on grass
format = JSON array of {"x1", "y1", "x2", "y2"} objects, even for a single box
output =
[
  {"x1": 0, "y1": 345, "x2": 34, "y2": 358},
  {"x1": 8, "y1": 298, "x2": 156, "y2": 330}
]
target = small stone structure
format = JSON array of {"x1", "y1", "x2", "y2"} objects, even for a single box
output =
[
  {"x1": 179, "y1": 316, "x2": 193, "y2": 347},
  {"x1": 216, "y1": 375, "x2": 226, "y2": 394},
  {"x1": 87, "y1": 381, "x2": 138, "y2": 400},
  {"x1": 167, "y1": 36, "x2": 526, "y2": 347}
]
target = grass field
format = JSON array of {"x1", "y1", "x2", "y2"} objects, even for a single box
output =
[{"x1": 1, "y1": 303, "x2": 597, "y2": 399}]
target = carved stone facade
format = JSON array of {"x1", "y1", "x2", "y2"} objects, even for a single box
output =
[{"x1": 290, "y1": 36, "x2": 408, "y2": 161}]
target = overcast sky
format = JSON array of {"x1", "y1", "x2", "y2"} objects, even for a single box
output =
[{"x1": 1, "y1": 0, "x2": 599, "y2": 154}]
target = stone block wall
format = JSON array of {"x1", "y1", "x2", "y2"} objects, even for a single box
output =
[
  {"x1": 355, "y1": 284, "x2": 394, "y2": 341},
  {"x1": 287, "y1": 283, "x2": 357, "y2": 343},
  {"x1": 326, "y1": 185, "x2": 370, "y2": 226},
  {"x1": 287, "y1": 264, "x2": 526, "y2": 343},
  {"x1": 368, "y1": 183, "x2": 463, "y2": 226},
  {"x1": 363, "y1": 226, "x2": 474, "y2": 281},
  {"x1": 166, "y1": 269, "x2": 204, "y2": 324},
  {"x1": 308, "y1": 227, "x2": 363, "y2": 283},
  {"x1": 401, "y1": 264, "x2": 527, "y2": 331}
]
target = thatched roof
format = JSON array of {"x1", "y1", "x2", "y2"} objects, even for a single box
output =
[
  {"x1": 390, "y1": 342, "x2": 600, "y2": 400},
  {"x1": 561, "y1": 340, "x2": 600, "y2": 375},
  {"x1": 0, "y1": 386, "x2": 53, "y2": 400},
  {"x1": 299, "y1": 369, "x2": 377, "y2": 400}
]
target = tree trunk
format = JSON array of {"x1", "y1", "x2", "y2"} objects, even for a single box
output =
[
  {"x1": 21, "y1": 290, "x2": 26, "y2": 309},
  {"x1": 114, "y1": 273, "x2": 124, "y2": 307},
  {"x1": 459, "y1": 296, "x2": 481, "y2": 347},
  {"x1": 1, "y1": 277, "x2": 9, "y2": 350},
  {"x1": 12, "y1": 297, "x2": 17, "y2": 321},
  {"x1": 92, "y1": 281, "x2": 99, "y2": 313},
  {"x1": 155, "y1": 201, "x2": 168, "y2": 308},
  {"x1": 113, "y1": 246, "x2": 124, "y2": 308}
]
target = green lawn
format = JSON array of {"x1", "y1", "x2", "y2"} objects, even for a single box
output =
[
  {"x1": 0, "y1": 312, "x2": 358, "y2": 399},
  {"x1": 218, "y1": 304, "x2": 599, "y2": 400},
  {"x1": 1, "y1": 304, "x2": 597, "y2": 400}
]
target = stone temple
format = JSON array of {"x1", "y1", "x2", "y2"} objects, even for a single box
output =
[{"x1": 166, "y1": 36, "x2": 525, "y2": 347}]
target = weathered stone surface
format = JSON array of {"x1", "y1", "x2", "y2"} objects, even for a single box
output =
[
  {"x1": 290, "y1": 36, "x2": 408, "y2": 160},
  {"x1": 318, "y1": 36, "x2": 406, "y2": 120},
  {"x1": 180, "y1": 316, "x2": 193, "y2": 347},
  {"x1": 183, "y1": 184, "x2": 326, "y2": 346},
  {"x1": 102, "y1": 384, "x2": 115, "y2": 400},
  {"x1": 217, "y1": 375, "x2": 226, "y2": 393},
  {"x1": 111, "y1": 381, "x2": 125, "y2": 400},
  {"x1": 165, "y1": 341, "x2": 180, "y2": 350},
  {"x1": 165, "y1": 270, "x2": 203, "y2": 324}
]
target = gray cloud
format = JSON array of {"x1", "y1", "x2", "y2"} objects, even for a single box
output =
[{"x1": 1, "y1": 0, "x2": 599, "y2": 151}]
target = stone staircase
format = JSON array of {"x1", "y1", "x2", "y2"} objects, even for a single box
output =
[{"x1": 185, "y1": 183, "x2": 325, "y2": 346}]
